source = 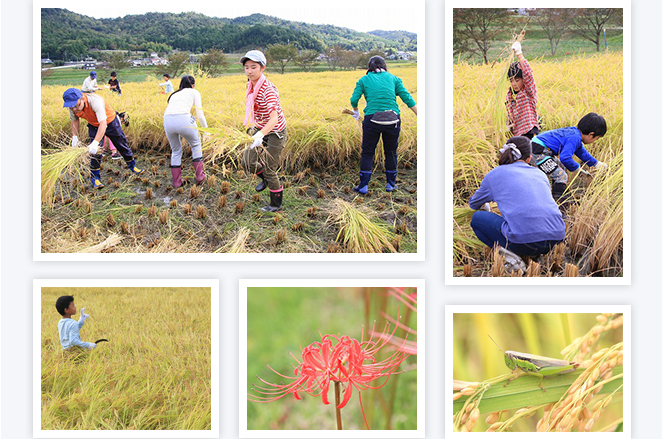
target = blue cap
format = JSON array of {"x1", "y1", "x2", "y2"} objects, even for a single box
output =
[
  {"x1": 90, "y1": 70, "x2": 97, "y2": 78},
  {"x1": 62, "y1": 88, "x2": 83, "y2": 107}
]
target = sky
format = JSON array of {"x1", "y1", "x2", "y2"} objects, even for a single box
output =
[{"x1": 49, "y1": 0, "x2": 420, "y2": 33}]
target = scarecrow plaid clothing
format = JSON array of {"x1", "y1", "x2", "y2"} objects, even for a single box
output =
[{"x1": 506, "y1": 59, "x2": 539, "y2": 137}]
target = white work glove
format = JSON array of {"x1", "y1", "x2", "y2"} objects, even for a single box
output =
[
  {"x1": 577, "y1": 168, "x2": 591, "y2": 176},
  {"x1": 480, "y1": 203, "x2": 491, "y2": 212},
  {"x1": 87, "y1": 140, "x2": 100, "y2": 154},
  {"x1": 202, "y1": 133, "x2": 211, "y2": 142},
  {"x1": 89, "y1": 343, "x2": 97, "y2": 349},
  {"x1": 352, "y1": 109, "x2": 360, "y2": 121},
  {"x1": 594, "y1": 161, "x2": 608, "y2": 171},
  {"x1": 79, "y1": 307, "x2": 90, "y2": 323},
  {"x1": 511, "y1": 41, "x2": 522, "y2": 55},
  {"x1": 71, "y1": 135, "x2": 79, "y2": 147},
  {"x1": 250, "y1": 131, "x2": 264, "y2": 149}
]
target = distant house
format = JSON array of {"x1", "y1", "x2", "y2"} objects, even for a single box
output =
[
  {"x1": 83, "y1": 61, "x2": 97, "y2": 69},
  {"x1": 41, "y1": 58, "x2": 53, "y2": 64},
  {"x1": 131, "y1": 59, "x2": 143, "y2": 67}
]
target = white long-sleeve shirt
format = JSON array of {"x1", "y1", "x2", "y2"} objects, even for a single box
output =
[
  {"x1": 163, "y1": 88, "x2": 208, "y2": 128},
  {"x1": 82, "y1": 76, "x2": 98, "y2": 92},
  {"x1": 58, "y1": 317, "x2": 94, "y2": 349}
]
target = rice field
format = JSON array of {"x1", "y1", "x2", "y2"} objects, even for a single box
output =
[
  {"x1": 452, "y1": 52, "x2": 624, "y2": 276},
  {"x1": 453, "y1": 312, "x2": 624, "y2": 432},
  {"x1": 40, "y1": 66, "x2": 417, "y2": 253},
  {"x1": 40, "y1": 287, "x2": 212, "y2": 430}
]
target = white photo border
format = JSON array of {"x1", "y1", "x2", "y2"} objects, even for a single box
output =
[
  {"x1": 239, "y1": 278, "x2": 425, "y2": 438},
  {"x1": 33, "y1": 279, "x2": 220, "y2": 438},
  {"x1": 33, "y1": 0, "x2": 425, "y2": 262},
  {"x1": 445, "y1": 304, "x2": 631, "y2": 437},
  {"x1": 444, "y1": 1, "x2": 631, "y2": 284}
]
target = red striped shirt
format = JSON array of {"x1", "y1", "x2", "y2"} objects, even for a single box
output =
[
  {"x1": 252, "y1": 78, "x2": 286, "y2": 132},
  {"x1": 506, "y1": 58, "x2": 539, "y2": 136}
]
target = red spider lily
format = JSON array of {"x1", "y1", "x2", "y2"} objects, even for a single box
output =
[{"x1": 248, "y1": 321, "x2": 413, "y2": 429}]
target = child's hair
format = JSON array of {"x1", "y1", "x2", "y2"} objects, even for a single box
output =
[
  {"x1": 577, "y1": 112, "x2": 607, "y2": 137},
  {"x1": 163, "y1": 74, "x2": 170, "y2": 79},
  {"x1": 167, "y1": 75, "x2": 195, "y2": 103},
  {"x1": 507, "y1": 62, "x2": 523, "y2": 79},
  {"x1": 498, "y1": 136, "x2": 532, "y2": 165},
  {"x1": 55, "y1": 295, "x2": 74, "y2": 316},
  {"x1": 110, "y1": 71, "x2": 117, "y2": 77},
  {"x1": 367, "y1": 55, "x2": 388, "y2": 74}
]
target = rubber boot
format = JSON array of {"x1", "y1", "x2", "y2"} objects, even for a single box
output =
[
  {"x1": 353, "y1": 171, "x2": 372, "y2": 195},
  {"x1": 262, "y1": 187, "x2": 283, "y2": 212},
  {"x1": 170, "y1": 165, "x2": 186, "y2": 188},
  {"x1": 255, "y1": 171, "x2": 267, "y2": 192},
  {"x1": 385, "y1": 170, "x2": 398, "y2": 192},
  {"x1": 192, "y1": 159, "x2": 206, "y2": 185},
  {"x1": 90, "y1": 168, "x2": 104, "y2": 189},
  {"x1": 126, "y1": 159, "x2": 144, "y2": 175},
  {"x1": 552, "y1": 182, "x2": 566, "y2": 201}
]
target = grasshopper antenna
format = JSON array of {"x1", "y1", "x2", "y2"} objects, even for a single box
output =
[{"x1": 487, "y1": 334, "x2": 506, "y2": 354}]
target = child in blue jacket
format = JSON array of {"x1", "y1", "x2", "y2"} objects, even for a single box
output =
[
  {"x1": 531, "y1": 112, "x2": 608, "y2": 200},
  {"x1": 55, "y1": 295, "x2": 96, "y2": 351}
]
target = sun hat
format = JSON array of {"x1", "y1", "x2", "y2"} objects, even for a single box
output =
[
  {"x1": 62, "y1": 88, "x2": 83, "y2": 107},
  {"x1": 240, "y1": 50, "x2": 267, "y2": 66}
]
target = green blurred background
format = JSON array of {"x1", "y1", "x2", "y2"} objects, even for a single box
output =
[
  {"x1": 247, "y1": 287, "x2": 417, "y2": 430},
  {"x1": 453, "y1": 312, "x2": 623, "y2": 432}
]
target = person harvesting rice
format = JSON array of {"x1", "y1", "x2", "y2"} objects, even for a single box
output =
[
  {"x1": 55, "y1": 295, "x2": 96, "y2": 352},
  {"x1": 240, "y1": 50, "x2": 287, "y2": 212},
  {"x1": 349, "y1": 55, "x2": 417, "y2": 194},
  {"x1": 505, "y1": 41, "x2": 540, "y2": 139},
  {"x1": 62, "y1": 88, "x2": 144, "y2": 188},
  {"x1": 468, "y1": 136, "x2": 566, "y2": 272},
  {"x1": 163, "y1": 75, "x2": 208, "y2": 188},
  {"x1": 531, "y1": 112, "x2": 608, "y2": 200}
]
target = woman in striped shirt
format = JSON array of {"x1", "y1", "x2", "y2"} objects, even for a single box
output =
[{"x1": 240, "y1": 50, "x2": 287, "y2": 212}]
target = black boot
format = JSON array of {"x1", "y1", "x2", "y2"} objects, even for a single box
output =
[
  {"x1": 255, "y1": 171, "x2": 267, "y2": 192},
  {"x1": 262, "y1": 188, "x2": 283, "y2": 212},
  {"x1": 552, "y1": 182, "x2": 567, "y2": 202}
]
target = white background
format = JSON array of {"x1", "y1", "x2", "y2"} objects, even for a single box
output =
[{"x1": 3, "y1": 0, "x2": 661, "y2": 438}]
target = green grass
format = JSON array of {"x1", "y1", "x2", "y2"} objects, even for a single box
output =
[
  {"x1": 246, "y1": 287, "x2": 417, "y2": 430},
  {"x1": 455, "y1": 24, "x2": 623, "y2": 64},
  {"x1": 42, "y1": 56, "x2": 417, "y2": 87}
]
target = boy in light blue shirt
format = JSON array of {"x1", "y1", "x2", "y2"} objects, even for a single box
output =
[
  {"x1": 55, "y1": 295, "x2": 96, "y2": 350},
  {"x1": 159, "y1": 74, "x2": 174, "y2": 94}
]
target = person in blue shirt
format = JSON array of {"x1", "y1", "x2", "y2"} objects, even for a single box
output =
[
  {"x1": 468, "y1": 136, "x2": 566, "y2": 272},
  {"x1": 349, "y1": 55, "x2": 417, "y2": 194},
  {"x1": 159, "y1": 74, "x2": 175, "y2": 94},
  {"x1": 531, "y1": 112, "x2": 608, "y2": 200},
  {"x1": 55, "y1": 295, "x2": 96, "y2": 351}
]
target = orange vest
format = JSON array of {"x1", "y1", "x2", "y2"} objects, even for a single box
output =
[{"x1": 74, "y1": 94, "x2": 116, "y2": 127}]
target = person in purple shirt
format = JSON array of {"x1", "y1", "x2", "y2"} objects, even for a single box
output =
[
  {"x1": 468, "y1": 136, "x2": 566, "y2": 271},
  {"x1": 531, "y1": 112, "x2": 608, "y2": 200}
]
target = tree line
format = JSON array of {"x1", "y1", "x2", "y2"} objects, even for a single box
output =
[
  {"x1": 453, "y1": 8, "x2": 623, "y2": 64},
  {"x1": 41, "y1": 9, "x2": 415, "y2": 61}
]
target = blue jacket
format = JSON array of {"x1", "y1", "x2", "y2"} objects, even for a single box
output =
[
  {"x1": 533, "y1": 126, "x2": 598, "y2": 172},
  {"x1": 468, "y1": 161, "x2": 566, "y2": 244}
]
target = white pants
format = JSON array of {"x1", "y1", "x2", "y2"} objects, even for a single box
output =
[{"x1": 164, "y1": 113, "x2": 202, "y2": 166}]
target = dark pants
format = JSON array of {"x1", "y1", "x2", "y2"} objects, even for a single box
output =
[
  {"x1": 88, "y1": 116, "x2": 134, "y2": 172},
  {"x1": 360, "y1": 114, "x2": 400, "y2": 171},
  {"x1": 470, "y1": 210, "x2": 561, "y2": 256}
]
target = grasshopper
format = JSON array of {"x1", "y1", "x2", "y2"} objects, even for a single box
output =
[{"x1": 488, "y1": 335, "x2": 579, "y2": 392}]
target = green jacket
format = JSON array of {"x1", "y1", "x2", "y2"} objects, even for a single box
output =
[{"x1": 350, "y1": 71, "x2": 416, "y2": 116}]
